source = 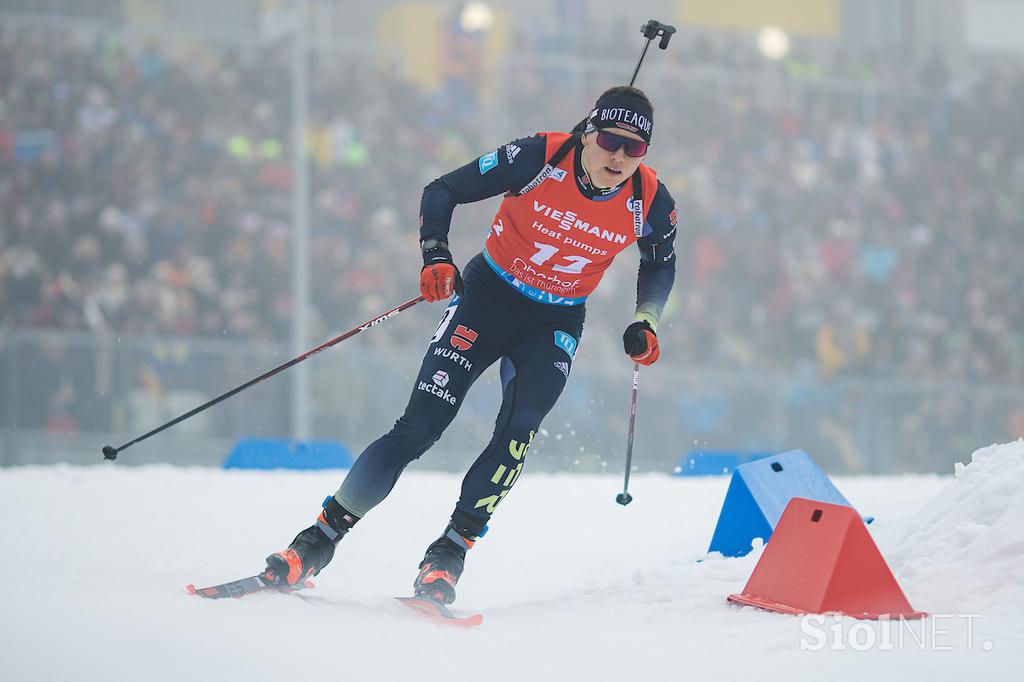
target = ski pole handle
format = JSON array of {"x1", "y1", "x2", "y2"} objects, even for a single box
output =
[{"x1": 629, "y1": 19, "x2": 677, "y2": 86}]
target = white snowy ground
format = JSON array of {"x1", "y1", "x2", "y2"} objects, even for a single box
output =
[{"x1": 3, "y1": 442, "x2": 1023, "y2": 682}]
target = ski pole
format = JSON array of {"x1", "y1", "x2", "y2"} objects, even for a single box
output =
[
  {"x1": 629, "y1": 19, "x2": 676, "y2": 87},
  {"x1": 613, "y1": 21, "x2": 673, "y2": 502},
  {"x1": 102, "y1": 295, "x2": 426, "y2": 460},
  {"x1": 616, "y1": 363, "x2": 641, "y2": 505}
]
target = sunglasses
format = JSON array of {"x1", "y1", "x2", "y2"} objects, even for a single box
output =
[{"x1": 595, "y1": 131, "x2": 649, "y2": 157}]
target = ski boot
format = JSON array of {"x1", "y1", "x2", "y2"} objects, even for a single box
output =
[
  {"x1": 413, "y1": 522, "x2": 484, "y2": 604},
  {"x1": 261, "y1": 496, "x2": 358, "y2": 587}
]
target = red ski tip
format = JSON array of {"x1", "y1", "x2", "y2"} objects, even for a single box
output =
[
  {"x1": 396, "y1": 596, "x2": 483, "y2": 628},
  {"x1": 186, "y1": 584, "x2": 197, "y2": 595}
]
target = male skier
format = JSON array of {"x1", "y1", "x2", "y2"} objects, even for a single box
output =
[{"x1": 260, "y1": 86, "x2": 677, "y2": 605}]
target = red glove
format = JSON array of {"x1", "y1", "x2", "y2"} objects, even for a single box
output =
[
  {"x1": 420, "y1": 263, "x2": 462, "y2": 302},
  {"x1": 623, "y1": 321, "x2": 660, "y2": 365},
  {"x1": 420, "y1": 242, "x2": 463, "y2": 302}
]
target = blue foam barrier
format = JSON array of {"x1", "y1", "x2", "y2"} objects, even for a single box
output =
[
  {"x1": 676, "y1": 450, "x2": 775, "y2": 476},
  {"x1": 223, "y1": 438, "x2": 353, "y2": 470},
  {"x1": 707, "y1": 449, "x2": 859, "y2": 557}
]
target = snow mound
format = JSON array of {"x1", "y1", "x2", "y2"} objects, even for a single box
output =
[{"x1": 885, "y1": 439, "x2": 1024, "y2": 614}]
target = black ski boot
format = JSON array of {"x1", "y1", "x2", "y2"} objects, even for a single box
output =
[
  {"x1": 262, "y1": 496, "x2": 358, "y2": 587},
  {"x1": 413, "y1": 521, "x2": 484, "y2": 604}
]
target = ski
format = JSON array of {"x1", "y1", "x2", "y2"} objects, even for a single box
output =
[
  {"x1": 186, "y1": 575, "x2": 314, "y2": 599},
  {"x1": 187, "y1": 577, "x2": 480, "y2": 626},
  {"x1": 395, "y1": 595, "x2": 483, "y2": 628}
]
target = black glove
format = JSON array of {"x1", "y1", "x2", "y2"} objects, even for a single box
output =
[{"x1": 622, "y1": 320, "x2": 660, "y2": 365}]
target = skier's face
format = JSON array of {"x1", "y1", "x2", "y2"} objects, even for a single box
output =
[{"x1": 580, "y1": 129, "x2": 646, "y2": 189}]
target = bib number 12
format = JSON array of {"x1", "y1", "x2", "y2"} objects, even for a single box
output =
[{"x1": 530, "y1": 242, "x2": 592, "y2": 274}]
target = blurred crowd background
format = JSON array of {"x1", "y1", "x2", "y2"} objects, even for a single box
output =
[{"x1": 1, "y1": 0, "x2": 1022, "y2": 472}]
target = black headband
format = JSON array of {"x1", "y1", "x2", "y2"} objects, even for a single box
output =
[{"x1": 584, "y1": 93, "x2": 654, "y2": 143}]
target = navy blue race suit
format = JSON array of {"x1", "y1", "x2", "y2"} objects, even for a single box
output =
[{"x1": 335, "y1": 133, "x2": 677, "y2": 536}]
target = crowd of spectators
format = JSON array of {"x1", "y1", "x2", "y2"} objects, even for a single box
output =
[
  {"x1": 656, "y1": 63, "x2": 1024, "y2": 386},
  {"x1": 1, "y1": 22, "x2": 1022, "y2": 451},
  {"x1": 0, "y1": 27, "x2": 467, "y2": 346}
]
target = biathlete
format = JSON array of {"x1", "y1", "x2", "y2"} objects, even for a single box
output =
[{"x1": 259, "y1": 86, "x2": 678, "y2": 604}]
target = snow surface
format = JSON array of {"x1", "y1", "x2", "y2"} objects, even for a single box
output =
[{"x1": 2, "y1": 442, "x2": 1023, "y2": 681}]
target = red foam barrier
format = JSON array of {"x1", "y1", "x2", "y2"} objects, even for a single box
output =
[{"x1": 728, "y1": 498, "x2": 925, "y2": 619}]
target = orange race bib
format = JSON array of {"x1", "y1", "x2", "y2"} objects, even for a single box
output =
[{"x1": 483, "y1": 132, "x2": 658, "y2": 305}]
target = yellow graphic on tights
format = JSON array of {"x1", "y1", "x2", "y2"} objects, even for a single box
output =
[{"x1": 475, "y1": 431, "x2": 534, "y2": 513}]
